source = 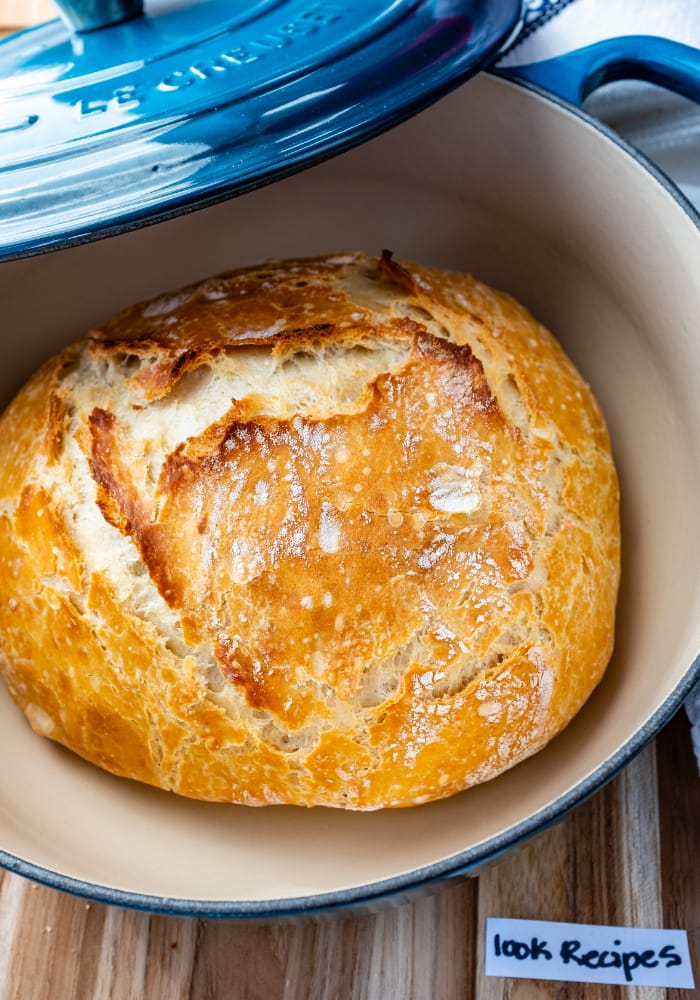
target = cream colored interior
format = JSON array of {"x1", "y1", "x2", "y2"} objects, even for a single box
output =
[{"x1": 0, "y1": 73, "x2": 699, "y2": 905}]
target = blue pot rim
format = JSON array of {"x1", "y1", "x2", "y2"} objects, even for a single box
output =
[{"x1": 1, "y1": 73, "x2": 700, "y2": 918}]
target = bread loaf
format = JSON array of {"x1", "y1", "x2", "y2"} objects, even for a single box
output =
[{"x1": 0, "y1": 252, "x2": 619, "y2": 808}]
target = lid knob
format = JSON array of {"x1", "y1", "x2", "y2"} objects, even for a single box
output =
[{"x1": 53, "y1": 0, "x2": 144, "y2": 32}]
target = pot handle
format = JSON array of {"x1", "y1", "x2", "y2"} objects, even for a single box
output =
[{"x1": 501, "y1": 35, "x2": 700, "y2": 107}]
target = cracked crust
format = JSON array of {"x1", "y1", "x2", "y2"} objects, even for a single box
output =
[{"x1": 0, "y1": 252, "x2": 620, "y2": 808}]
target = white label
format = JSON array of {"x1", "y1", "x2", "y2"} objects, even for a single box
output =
[{"x1": 485, "y1": 918, "x2": 695, "y2": 989}]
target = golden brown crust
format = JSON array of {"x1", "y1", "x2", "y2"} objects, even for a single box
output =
[{"x1": 0, "y1": 252, "x2": 620, "y2": 808}]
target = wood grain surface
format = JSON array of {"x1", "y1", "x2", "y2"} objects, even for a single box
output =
[{"x1": 1, "y1": 4, "x2": 698, "y2": 997}]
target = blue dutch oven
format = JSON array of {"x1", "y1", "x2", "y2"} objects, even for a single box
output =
[{"x1": 0, "y1": 0, "x2": 698, "y2": 917}]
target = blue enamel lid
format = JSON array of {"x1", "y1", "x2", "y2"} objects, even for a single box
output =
[{"x1": 0, "y1": 0, "x2": 522, "y2": 260}]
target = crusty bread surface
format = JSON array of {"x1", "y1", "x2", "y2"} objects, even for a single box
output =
[{"x1": 0, "y1": 252, "x2": 619, "y2": 808}]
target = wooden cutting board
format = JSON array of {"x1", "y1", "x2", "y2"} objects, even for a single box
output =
[{"x1": 0, "y1": 5, "x2": 698, "y2": 997}]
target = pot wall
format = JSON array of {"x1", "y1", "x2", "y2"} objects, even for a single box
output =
[{"x1": 0, "y1": 74, "x2": 698, "y2": 912}]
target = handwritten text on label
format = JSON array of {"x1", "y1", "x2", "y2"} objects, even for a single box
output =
[{"x1": 485, "y1": 918, "x2": 695, "y2": 989}]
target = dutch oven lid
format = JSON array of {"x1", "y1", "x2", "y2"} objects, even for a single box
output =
[{"x1": 0, "y1": 0, "x2": 522, "y2": 260}]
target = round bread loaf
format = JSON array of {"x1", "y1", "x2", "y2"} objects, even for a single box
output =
[{"x1": 0, "y1": 252, "x2": 619, "y2": 808}]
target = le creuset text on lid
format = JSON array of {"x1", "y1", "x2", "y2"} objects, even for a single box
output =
[{"x1": 0, "y1": 0, "x2": 522, "y2": 261}]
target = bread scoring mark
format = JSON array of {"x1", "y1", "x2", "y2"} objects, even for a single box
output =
[
  {"x1": 91, "y1": 322, "x2": 416, "y2": 409},
  {"x1": 46, "y1": 393, "x2": 67, "y2": 465},
  {"x1": 85, "y1": 408, "x2": 141, "y2": 534},
  {"x1": 87, "y1": 251, "x2": 499, "y2": 420},
  {"x1": 378, "y1": 248, "x2": 418, "y2": 295},
  {"x1": 413, "y1": 331, "x2": 496, "y2": 412},
  {"x1": 131, "y1": 347, "x2": 202, "y2": 401},
  {"x1": 215, "y1": 634, "x2": 268, "y2": 710},
  {"x1": 84, "y1": 408, "x2": 185, "y2": 606},
  {"x1": 272, "y1": 323, "x2": 333, "y2": 351}
]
